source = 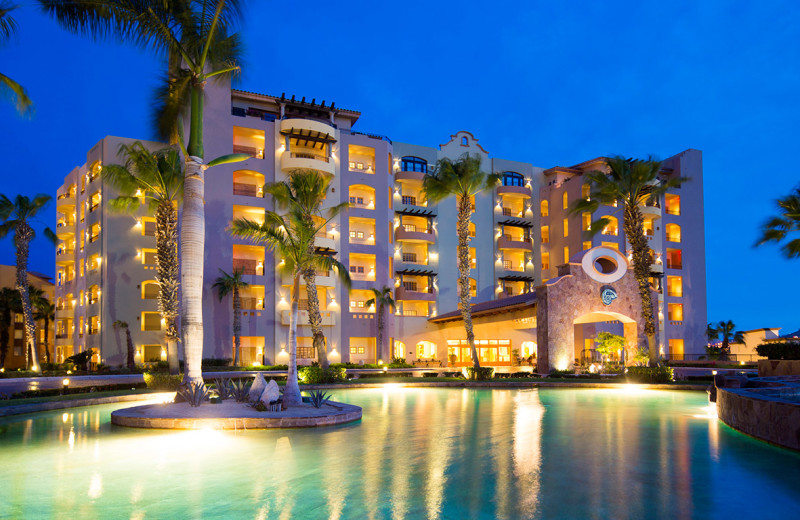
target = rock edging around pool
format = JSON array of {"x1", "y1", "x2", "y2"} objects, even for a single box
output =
[
  {"x1": 717, "y1": 384, "x2": 800, "y2": 451},
  {"x1": 111, "y1": 400, "x2": 362, "y2": 430}
]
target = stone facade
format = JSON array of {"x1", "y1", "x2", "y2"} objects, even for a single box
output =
[
  {"x1": 536, "y1": 252, "x2": 657, "y2": 373},
  {"x1": 717, "y1": 386, "x2": 800, "y2": 451}
]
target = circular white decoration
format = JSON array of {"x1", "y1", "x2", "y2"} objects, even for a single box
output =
[{"x1": 581, "y1": 247, "x2": 628, "y2": 283}]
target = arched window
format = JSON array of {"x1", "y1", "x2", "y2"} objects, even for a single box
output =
[
  {"x1": 401, "y1": 156, "x2": 427, "y2": 173},
  {"x1": 521, "y1": 341, "x2": 537, "y2": 359},
  {"x1": 394, "y1": 341, "x2": 406, "y2": 359},
  {"x1": 462, "y1": 136, "x2": 468, "y2": 145},
  {"x1": 665, "y1": 223, "x2": 681, "y2": 243},
  {"x1": 540, "y1": 200, "x2": 549, "y2": 217},
  {"x1": 502, "y1": 171, "x2": 524, "y2": 187},
  {"x1": 141, "y1": 280, "x2": 160, "y2": 299}
]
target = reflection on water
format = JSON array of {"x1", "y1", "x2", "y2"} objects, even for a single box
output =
[{"x1": 0, "y1": 388, "x2": 799, "y2": 519}]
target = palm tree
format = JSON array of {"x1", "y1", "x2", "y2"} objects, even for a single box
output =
[
  {"x1": 212, "y1": 268, "x2": 247, "y2": 367},
  {"x1": 422, "y1": 154, "x2": 500, "y2": 369},
  {"x1": 717, "y1": 320, "x2": 743, "y2": 355},
  {"x1": 113, "y1": 320, "x2": 135, "y2": 369},
  {"x1": 365, "y1": 286, "x2": 396, "y2": 363},
  {"x1": 0, "y1": 194, "x2": 56, "y2": 372},
  {"x1": 0, "y1": 287, "x2": 20, "y2": 367},
  {"x1": 570, "y1": 156, "x2": 686, "y2": 367},
  {"x1": 756, "y1": 185, "x2": 800, "y2": 257},
  {"x1": 102, "y1": 142, "x2": 183, "y2": 375},
  {"x1": 231, "y1": 172, "x2": 350, "y2": 407},
  {"x1": 32, "y1": 291, "x2": 55, "y2": 365},
  {"x1": 40, "y1": 0, "x2": 249, "y2": 386},
  {"x1": 707, "y1": 322, "x2": 720, "y2": 344},
  {"x1": 0, "y1": 2, "x2": 33, "y2": 115},
  {"x1": 266, "y1": 170, "x2": 350, "y2": 369}
]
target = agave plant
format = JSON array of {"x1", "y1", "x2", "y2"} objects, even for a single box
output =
[
  {"x1": 308, "y1": 389, "x2": 331, "y2": 409},
  {"x1": 213, "y1": 378, "x2": 232, "y2": 400},
  {"x1": 177, "y1": 382, "x2": 211, "y2": 407},
  {"x1": 229, "y1": 378, "x2": 252, "y2": 403}
]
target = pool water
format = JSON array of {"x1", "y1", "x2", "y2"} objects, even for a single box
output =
[{"x1": 1, "y1": 387, "x2": 799, "y2": 519}]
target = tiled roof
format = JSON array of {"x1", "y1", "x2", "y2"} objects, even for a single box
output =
[{"x1": 429, "y1": 292, "x2": 536, "y2": 323}]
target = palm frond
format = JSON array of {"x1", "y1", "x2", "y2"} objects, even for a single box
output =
[{"x1": 0, "y1": 72, "x2": 33, "y2": 116}]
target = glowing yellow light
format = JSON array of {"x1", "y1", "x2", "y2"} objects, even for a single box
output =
[
  {"x1": 712, "y1": 370, "x2": 717, "y2": 376},
  {"x1": 62, "y1": 378, "x2": 70, "y2": 387},
  {"x1": 67, "y1": 370, "x2": 72, "y2": 375}
]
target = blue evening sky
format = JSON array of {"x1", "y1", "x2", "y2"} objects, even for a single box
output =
[{"x1": 1, "y1": 1, "x2": 798, "y2": 334}]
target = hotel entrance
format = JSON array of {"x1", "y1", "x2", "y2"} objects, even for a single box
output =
[{"x1": 447, "y1": 339, "x2": 513, "y2": 366}]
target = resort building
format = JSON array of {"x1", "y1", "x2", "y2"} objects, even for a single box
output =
[
  {"x1": 53, "y1": 81, "x2": 707, "y2": 369},
  {"x1": 0, "y1": 265, "x2": 55, "y2": 369}
]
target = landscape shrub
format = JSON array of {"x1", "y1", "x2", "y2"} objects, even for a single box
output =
[
  {"x1": 756, "y1": 342, "x2": 800, "y2": 360},
  {"x1": 356, "y1": 371, "x2": 412, "y2": 379},
  {"x1": 465, "y1": 366, "x2": 494, "y2": 380},
  {"x1": 143, "y1": 372, "x2": 183, "y2": 390},
  {"x1": 549, "y1": 369, "x2": 576, "y2": 378},
  {"x1": 299, "y1": 366, "x2": 346, "y2": 384},
  {"x1": 389, "y1": 357, "x2": 412, "y2": 368},
  {"x1": 626, "y1": 366, "x2": 674, "y2": 384},
  {"x1": 202, "y1": 358, "x2": 232, "y2": 367}
]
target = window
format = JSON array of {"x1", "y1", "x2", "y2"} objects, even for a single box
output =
[
  {"x1": 142, "y1": 281, "x2": 160, "y2": 299},
  {"x1": 564, "y1": 246, "x2": 570, "y2": 264},
  {"x1": 142, "y1": 312, "x2": 162, "y2": 331},
  {"x1": 142, "y1": 218, "x2": 156, "y2": 237},
  {"x1": 665, "y1": 194, "x2": 680, "y2": 215},
  {"x1": 669, "y1": 339, "x2": 685, "y2": 357},
  {"x1": 232, "y1": 127, "x2": 265, "y2": 158},
  {"x1": 350, "y1": 265, "x2": 365, "y2": 273},
  {"x1": 348, "y1": 145, "x2": 375, "y2": 173},
  {"x1": 602, "y1": 216, "x2": 618, "y2": 236},
  {"x1": 562, "y1": 192, "x2": 568, "y2": 210},
  {"x1": 667, "y1": 276, "x2": 683, "y2": 297},
  {"x1": 540, "y1": 200, "x2": 549, "y2": 217},
  {"x1": 502, "y1": 172, "x2": 524, "y2": 187},
  {"x1": 583, "y1": 241, "x2": 592, "y2": 250},
  {"x1": 582, "y1": 213, "x2": 591, "y2": 232},
  {"x1": 402, "y1": 252, "x2": 417, "y2": 263},
  {"x1": 582, "y1": 183, "x2": 591, "y2": 200},
  {"x1": 233, "y1": 170, "x2": 265, "y2": 198},
  {"x1": 298, "y1": 347, "x2": 316, "y2": 359},
  {"x1": 142, "y1": 249, "x2": 157, "y2": 265},
  {"x1": 401, "y1": 156, "x2": 427, "y2": 173},
  {"x1": 668, "y1": 303, "x2": 683, "y2": 322},
  {"x1": 563, "y1": 218, "x2": 568, "y2": 238},
  {"x1": 541, "y1": 226, "x2": 549, "y2": 244},
  {"x1": 666, "y1": 248, "x2": 682, "y2": 269},
  {"x1": 665, "y1": 223, "x2": 681, "y2": 243},
  {"x1": 403, "y1": 281, "x2": 418, "y2": 291},
  {"x1": 142, "y1": 345, "x2": 163, "y2": 362},
  {"x1": 462, "y1": 136, "x2": 468, "y2": 145},
  {"x1": 643, "y1": 218, "x2": 654, "y2": 237},
  {"x1": 469, "y1": 278, "x2": 476, "y2": 298},
  {"x1": 542, "y1": 251, "x2": 550, "y2": 270}
]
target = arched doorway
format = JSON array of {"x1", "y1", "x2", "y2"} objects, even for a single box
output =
[{"x1": 573, "y1": 311, "x2": 637, "y2": 366}]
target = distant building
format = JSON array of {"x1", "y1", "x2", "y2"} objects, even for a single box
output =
[
  {"x1": 53, "y1": 81, "x2": 707, "y2": 370},
  {"x1": 0, "y1": 265, "x2": 55, "y2": 369}
]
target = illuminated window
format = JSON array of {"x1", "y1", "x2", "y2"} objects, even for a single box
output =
[
  {"x1": 469, "y1": 278, "x2": 477, "y2": 298},
  {"x1": 602, "y1": 216, "x2": 618, "y2": 236},
  {"x1": 668, "y1": 339, "x2": 684, "y2": 357},
  {"x1": 232, "y1": 126, "x2": 265, "y2": 159},
  {"x1": 667, "y1": 303, "x2": 683, "y2": 322},
  {"x1": 666, "y1": 248, "x2": 682, "y2": 269},
  {"x1": 665, "y1": 194, "x2": 680, "y2": 215},
  {"x1": 142, "y1": 218, "x2": 156, "y2": 237},
  {"x1": 601, "y1": 241, "x2": 619, "y2": 251},
  {"x1": 583, "y1": 241, "x2": 592, "y2": 250},
  {"x1": 142, "y1": 249, "x2": 157, "y2": 265},
  {"x1": 582, "y1": 213, "x2": 591, "y2": 232},
  {"x1": 563, "y1": 218, "x2": 568, "y2": 237},
  {"x1": 540, "y1": 200, "x2": 549, "y2": 217},
  {"x1": 643, "y1": 218, "x2": 654, "y2": 237},
  {"x1": 233, "y1": 170, "x2": 265, "y2": 197},
  {"x1": 541, "y1": 226, "x2": 549, "y2": 244},
  {"x1": 142, "y1": 345, "x2": 163, "y2": 363},
  {"x1": 542, "y1": 251, "x2": 550, "y2": 270},
  {"x1": 142, "y1": 281, "x2": 160, "y2": 299},
  {"x1": 582, "y1": 183, "x2": 590, "y2": 200},
  {"x1": 667, "y1": 276, "x2": 683, "y2": 297},
  {"x1": 142, "y1": 312, "x2": 162, "y2": 331},
  {"x1": 665, "y1": 223, "x2": 681, "y2": 243},
  {"x1": 563, "y1": 246, "x2": 570, "y2": 264},
  {"x1": 562, "y1": 192, "x2": 568, "y2": 209}
]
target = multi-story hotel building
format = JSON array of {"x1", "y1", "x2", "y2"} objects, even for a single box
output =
[
  {"x1": 0, "y1": 265, "x2": 55, "y2": 369},
  {"x1": 53, "y1": 81, "x2": 706, "y2": 369}
]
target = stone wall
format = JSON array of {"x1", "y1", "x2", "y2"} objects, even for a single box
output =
[
  {"x1": 758, "y1": 360, "x2": 800, "y2": 377},
  {"x1": 717, "y1": 387, "x2": 800, "y2": 451},
  {"x1": 536, "y1": 261, "x2": 657, "y2": 373}
]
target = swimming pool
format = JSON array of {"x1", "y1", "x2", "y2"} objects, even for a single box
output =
[{"x1": 1, "y1": 387, "x2": 798, "y2": 519}]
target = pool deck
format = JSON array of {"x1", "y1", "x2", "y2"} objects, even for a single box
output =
[{"x1": 111, "y1": 400, "x2": 363, "y2": 430}]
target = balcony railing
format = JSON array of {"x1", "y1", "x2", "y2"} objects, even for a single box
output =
[
  {"x1": 666, "y1": 259, "x2": 682, "y2": 269},
  {"x1": 502, "y1": 207, "x2": 524, "y2": 217},
  {"x1": 232, "y1": 259, "x2": 263, "y2": 276},
  {"x1": 233, "y1": 183, "x2": 263, "y2": 197},
  {"x1": 89, "y1": 234, "x2": 100, "y2": 243},
  {"x1": 349, "y1": 162, "x2": 374, "y2": 173},
  {"x1": 240, "y1": 297, "x2": 264, "y2": 310},
  {"x1": 233, "y1": 144, "x2": 264, "y2": 159},
  {"x1": 290, "y1": 151, "x2": 329, "y2": 162},
  {"x1": 402, "y1": 253, "x2": 417, "y2": 263}
]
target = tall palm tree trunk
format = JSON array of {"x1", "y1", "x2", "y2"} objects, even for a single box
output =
[
  {"x1": 125, "y1": 327, "x2": 135, "y2": 369},
  {"x1": 42, "y1": 314, "x2": 50, "y2": 364},
  {"x1": 232, "y1": 285, "x2": 241, "y2": 366},
  {"x1": 623, "y1": 204, "x2": 657, "y2": 366},
  {"x1": 181, "y1": 81, "x2": 207, "y2": 386},
  {"x1": 284, "y1": 273, "x2": 302, "y2": 407},
  {"x1": 457, "y1": 195, "x2": 479, "y2": 369},
  {"x1": 14, "y1": 224, "x2": 40, "y2": 372},
  {"x1": 156, "y1": 200, "x2": 180, "y2": 376},
  {"x1": 377, "y1": 302, "x2": 385, "y2": 362},
  {"x1": 302, "y1": 269, "x2": 328, "y2": 369}
]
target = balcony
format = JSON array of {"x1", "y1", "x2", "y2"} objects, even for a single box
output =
[
  {"x1": 315, "y1": 232, "x2": 336, "y2": 251},
  {"x1": 280, "y1": 118, "x2": 335, "y2": 140},
  {"x1": 56, "y1": 222, "x2": 75, "y2": 239},
  {"x1": 56, "y1": 248, "x2": 74, "y2": 265},
  {"x1": 281, "y1": 309, "x2": 336, "y2": 326},
  {"x1": 395, "y1": 226, "x2": 435, "y2": 243},
  {"x1": 280, "y1": 150, "x2": 335, "y2": 175},
  {"x1": 650, "y1": 263, "x2": 664, "y2": 274},
  {"x1": 641, "y1": 202, "x2": 662, "y2": 219},
  {"x1": 497, "y1": 185, "x2": 532, "y2": 198},
  {"x1": 55, "y1": 308, "x2": 72, "y2": 318},
  {"x1": 497, "y1": 236, "x2": 533, "y2": 251},
  {"x1": 395, "y1": 286, "x2": 436, "y2": 302},
  {"x1": 56, "y1": 193, "x2": 76, "y2": 209},
  {"x1": 396, "y1": 170, "x2": 426, "y2": 182}
]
